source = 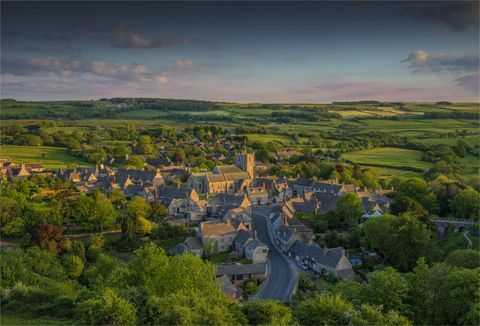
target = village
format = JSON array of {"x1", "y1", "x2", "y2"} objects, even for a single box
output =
[{"x1": 0, "y1": 149, "x2": 394, "y2": 300}]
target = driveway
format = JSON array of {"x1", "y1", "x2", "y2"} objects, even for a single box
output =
[{"x1": 252, "y1": 206, "x2": 299, "y2": 301}]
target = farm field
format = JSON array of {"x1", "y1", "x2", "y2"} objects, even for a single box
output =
[
  {"x1": 342, "y1": 147, "x2": 432, "y2": 172},
  {"x1": 0, "y1": 145, "x2": 91, "y2": 169},
  {"x1": 415, "y1": 136, "x2": 479, "y2": 146}
]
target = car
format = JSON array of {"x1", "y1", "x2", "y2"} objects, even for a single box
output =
[{"x1": 298, "y1": 261, "x2": 309, "y2": 270}]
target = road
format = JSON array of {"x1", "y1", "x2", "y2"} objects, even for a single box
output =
[{"x1": 252, "y1": 206, "x2": 299, "y2": 301}]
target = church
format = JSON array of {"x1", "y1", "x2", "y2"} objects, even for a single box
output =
[{"x1": 188, "y1": 152, "x2": 255, "y2": 194}]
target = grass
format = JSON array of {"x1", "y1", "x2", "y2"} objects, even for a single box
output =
[
  {"x1": 415, "y1": 136, "x2": 479, "y2": 146},
  {"x1": 459, "y1": 155, "x2": 480, "y2": 178},
  {"x1": 245, "y1": 133, "x2": 294, "y2": 144},
  {"x1": 0, "y1": 145, "x2": 91, "y2": 169},
  {"x1": 1, "y1": 313, "x2": 74, "y2": 325},
  {"x1": 342, "y1": 147, "x2": 431, "y2": 172}
]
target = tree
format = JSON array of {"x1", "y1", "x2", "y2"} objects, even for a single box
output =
[
  {"x1": 361, "y1": 214, "x2": 438, "y2": 271},
  {"x1": 62, "y1": 254, "x2": 84, "y2": 279},
  {"x1": 241, "y1": 300, "x2": 293, "y2": 325},
  {"x1": 32, "y1": 224, "x2": 66, "y2": 255},
  {"x1": 395, "y1": 178, "x2": 438, "y2": 214},
  {"x1": 242, "y1": 279, "x2": 260, "y2": 299},
  {"x1": 390, "y1": 196, "x2": 428, "y2": 221},
  {"x1": 334, "y1": 193, "x2": 363, "y2": 228},
  {"x1": 295, "y1": 293, "x2": 353, "y2": 325},
  {"x1": 26, "y1": 135, "x2": 43, "y2": 146},
  {"x1": 352, "y1": 304, "x2": 412, "y2": 326},
  {"x1": 76, "y1": 288, "x2": 137, "y2": 325},
  {"x1": 445, "y1": 249, "x2": 480, "y2": 269},
  {"x1": 450, "y1": 188, "x2": 480, "y2": 220},
  {"x1": 121, "y1": 196, "x2": 151, "y2": 247},
  {"x1": 150, "y1": 203, "x2": 168, "y2": 222}
]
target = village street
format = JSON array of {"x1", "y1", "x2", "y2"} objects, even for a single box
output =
[{"x1": 252, "y1": 206, "x2": 299, "y2": 301}]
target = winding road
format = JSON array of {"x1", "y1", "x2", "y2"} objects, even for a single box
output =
[{"x1": 252, "y1": 206, "x2": 298, "y2": 301}]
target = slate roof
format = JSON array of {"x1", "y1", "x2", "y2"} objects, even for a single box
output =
[
  {"x1": 245, "y1": 240, "x2": 267, "y2": 256},
  {"x1": 277, "y1": 225, "x2": 295, "y2": 242},
  {"x1": 290, "y1": 239, "x2": 310, "y2": 258},
  {"x1": 145, "y1": 157, "x2": 173, "y2": 167},
  {"x1": 314, "y1": 182, "x2": 344, "y2": 194},
  {"x1": 234, "y1": 230, "x2": 251, "y2": 247},
  {"x1": 308, "y1": 245, "x2": 345, "y2": 269},
  {"x1": 168, "y1": 243, "x2": 189, "y2": 256},
  {"x1": 217, "y1": 275, "x2": 238, "y2": 296},
  {"x1": 223, "y1": 172, "x2": 250, "y2": 181},
  {"x1": 156, "y1": 186, "x2": 193, "y2": 199},
  {"x1": 184, "y1": 237, "x2": 203, "y2": 250},
  {"x1": 216, "y1": 263, "x2": 267, "y2": 276},
  {"x1": 313, "y1": 192, "x2": 339, "y2": 214}
]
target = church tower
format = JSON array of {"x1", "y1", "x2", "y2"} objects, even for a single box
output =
[{"x1": 235, "y1": 152, "x2": 255, "y2": 179}]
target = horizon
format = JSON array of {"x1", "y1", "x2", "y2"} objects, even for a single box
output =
[{"x1": 1, "y1": 1, "x2": 479, "y2": 102}]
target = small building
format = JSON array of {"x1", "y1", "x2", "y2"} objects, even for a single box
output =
[
  {"x1": 216, "y1": 263, "x2": 267, "y2": 286},
  {"x1": 244, "y1": 240, "x2": 269, "y2": 263},
  {"x1": 199, "y1": 221, "x2": 241, "y2": 253}
]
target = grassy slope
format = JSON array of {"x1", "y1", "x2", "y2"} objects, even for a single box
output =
[
  {"x1": 342, "y1": 147, "x2": 431, "y2": 172},
  {"x1": 0, "y1": 145, "x2": 91, "y2": 169}
]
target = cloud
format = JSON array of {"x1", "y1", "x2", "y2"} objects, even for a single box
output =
[
  {"x1": 175, "y1": 59, "x2": 194, "y2": 69},
  {"x1": 455, "y1": 74, "x2": 479, "y2": 96},
  {"x1": 3, "y1": 23, "x2": 202, "y2": 49},
  {"x1": 402, "y1": 50, "x2": 479, "y2": 74},
  {"x1": 404, "y1": 2, "x2": 479, "y2": 32},
  {"x1": 1, "y1": 56, "x2": 168, "y2": 84},
  {"x1": 74, "y1": 23, "x2": 201, "y2": 49}
]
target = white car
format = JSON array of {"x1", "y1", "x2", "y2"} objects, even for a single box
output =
[{"x1": 298, "y1": 261, "x2": 309, "y2": 270}]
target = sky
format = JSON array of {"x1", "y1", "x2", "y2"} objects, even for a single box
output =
[{"x1": 1, "y1": 1, "x2": 479, "y2": 102}]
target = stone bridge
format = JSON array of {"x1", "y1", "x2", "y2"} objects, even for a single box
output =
[{"x1": 432, "y1": 218, "x2": 477, "y2": 239}]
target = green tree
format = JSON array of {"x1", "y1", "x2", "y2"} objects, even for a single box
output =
[
  {"x1": 334, "y1": 192, "x2": 363, "y2": 228},
  {"x1": 450, "y1": 188, "x2": 480, "y2": 220},
  {"x1": 361, "y1": 214, "x2": 438, "y2": 271},
  {"x1": 62, "y1": 254, "x2": 84, "y2": 279},
  {"x1": 445, "y1": 249, "x2": 480, "y2": 269},
  {"x1": 295, "y1": 293, "x2": 353, "y2": 325},
  {"x1": 241, "y1": 300, "x2": 293, "y2": 325}
]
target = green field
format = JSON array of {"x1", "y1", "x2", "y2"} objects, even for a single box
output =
[
  {"x1": 415, "y1": 136, "x2": 479, "y2": 147},
  {"x1": 0, "y1": 145, "x2": 91, "y2": 169},
  {"x1": 342, "y1": 147, "x2": 432, "y2": 172}
]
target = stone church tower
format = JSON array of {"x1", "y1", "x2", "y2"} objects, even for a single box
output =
[{"x1": 235, "y1": 152, "x2": 255, "y2": 179}]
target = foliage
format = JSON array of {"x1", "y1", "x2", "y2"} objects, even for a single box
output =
[
  {"x1": 361, "y1": 213, "x2": 439, "y2": 271},
  {"x1": 241, "y1": 300, "x2": 293, "y2": 325}
]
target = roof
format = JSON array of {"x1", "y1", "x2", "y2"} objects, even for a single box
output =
[
  {"x1": 184, "y1": 237, "x2": 203, "y2": 250},
  {"x1": 290, "y1": 239, "x2": 310, "y2": 257},
  {"x1": 168, "y1": 243, "x2": 189, "y2": 256},
  {"x1": 207, "y1": 174, "x2": 226, "y2": 183},
  {"x1": 277, "y1": 225, "x2": 295, "y2": 242},
  {"x1": 145, "y1": 157, "x2": 173, "y2": 167},
  {"x1": 216, "y1": 263, "x2": 267, "y2": 276},
  {"x1": 201, "y1": 222, "x2": 237, "y2": 237},
  {"x1": 214, "y1": 165, "x2": 242, "y2": 174},
  {"x1": 245, "y1": 240, "x2": 267, "y2": 255},
  {"x1": 215, "y1": 194, "x2": 249, "y2": 207},
  {"x1": 313, "y1": 192, "x2": 339, "y2": 214},
  {"x1": 234, "y1": 230, "x2": 251, "y2": 246},
  {"x1": 217, "y1": 275, "x2": 238, "y2": 296},
  {"x1": 156, "y1": 186, "x2": 192, "y2": 199},
  {"x1": 309, "y1": 245, "x2": 346, "y2": 269},
  {"x1": 223, "y1": 172, "x2": 250, "y2": 181}
]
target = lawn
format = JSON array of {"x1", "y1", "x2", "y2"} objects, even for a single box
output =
[
  {"x1": 0, "y1": 145, "x2": 91, "y2": 169},
  {"x1": 342, "y1": 147, "x2": 431, "y2": 172},
  {"x1": 1, "y1": 313, "x2": 74, "y2": 325}
]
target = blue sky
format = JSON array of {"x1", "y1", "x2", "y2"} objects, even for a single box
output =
[{"x1": 1, "y1": 1, "x2": 479, "y2": 102}]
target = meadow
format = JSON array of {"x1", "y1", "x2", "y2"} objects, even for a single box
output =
[
  {"x1": 342, "y1": 147, "x2": 432, "y2": 172},
  {"x1": 0, "y1": 145, "x2": 90, "y2": 169}
]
